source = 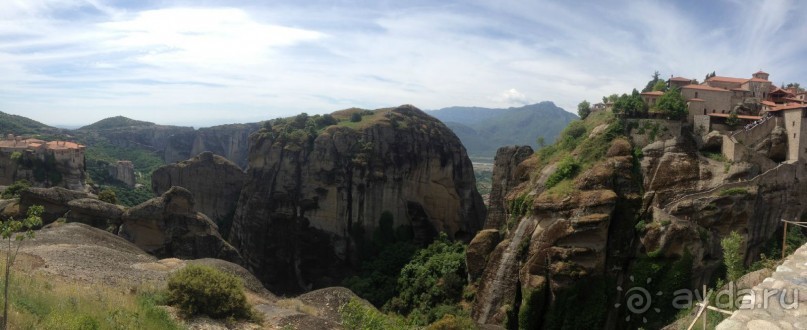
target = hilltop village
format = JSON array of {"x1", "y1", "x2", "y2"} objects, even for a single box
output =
[{"x1": 594, "y1": 70, "x2": 807, "y2": 164}]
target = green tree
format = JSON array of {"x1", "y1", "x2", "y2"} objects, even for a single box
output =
[
  {"x1": 652, "y1": 80, "x2": 668, "y2": 92},
  {"x1": 536, "y1": 136, "x2": 546, "y2": 148},
  {"x1": 577, "y1": 100, "x2": 591, "y2": 119},
  {"x1": 1, "y1": 180, "x2": 30, "y2": 199},
  {"x1": 1, "y1": 205, "x2": 43, "y2": 328},
  {"x1": 656, "y1": 87, "x2": 687, "y2": 119},
  {"x1": 350, "y1": 112, "x2": 363, "y2": 123},
  {"x1": 726, "y1": 112, "x2": 740, "y2": 128},
  {"x1": 721, "y1": 231, "x2": 744, "y2": 282},
  {"x1": 613, "y1": 92, "x2": 648, "y2": 118},
  {"x1": 386, "y1": 233, "x2": 467, "y2": 325},
  {"x1": 642, "y1": 71, "x2": 661, "y2": 92},
  {"x1": 98, "y1": 188, "x2": 118, "y2": 204}
]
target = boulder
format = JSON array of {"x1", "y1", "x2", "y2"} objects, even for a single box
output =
[
  {"x1": 118, "y1": 186, "x2": 241, "y2": 263},
  {"x1": 151, "y1": 151, "x2": 247, "y2": 235},
  {"x1": 20, "y1": 187, "x2": 93, "y2": 224},
  {"x1": 699, "y1": 131, "x2": 723, "y2": 151},
  {"x1": 66, "y1": 198, "x2": 125, "y2": 231},
  {"x1": 467, "y1": 229, "x2": 501, "y2": 281}
]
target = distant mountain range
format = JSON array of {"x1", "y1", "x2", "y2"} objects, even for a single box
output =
[{"x1": 427, "y1": 102, "x2": 578, "y2": 158}]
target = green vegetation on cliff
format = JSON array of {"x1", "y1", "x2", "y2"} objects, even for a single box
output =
[
  {"x1": 0, "y1": 111, "x2": 53, "y2": 135},
  {"x1": 78, "y1": 116, "x2": 156, "y2": 130}
]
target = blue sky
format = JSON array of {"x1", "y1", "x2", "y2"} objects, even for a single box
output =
[{"x1": 1, "y1": 0, "x2": 806, "y2": 127}]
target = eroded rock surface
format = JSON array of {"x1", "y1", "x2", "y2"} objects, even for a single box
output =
[
  {"x1": 229, "y1": 105, "x2": 486, "y2": 294},
  {"x1": 119, "y1": 186, "x2": 241, "y2": 263},
  {"x1": 152, "y1": 151, "x2": 247, "y2": 232}
]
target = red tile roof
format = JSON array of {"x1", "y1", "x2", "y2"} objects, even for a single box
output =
[
  {"x1": 768, "y1": 103, "x2": 807, "y2": 112},
  {"x1": 669, "y1": 76, "x2": 691, "y2": 82},
  {"x1": 683, "y1": 84, "x2": 730, "y2": 92},
  {"x1": 762, "y1": 101, "x2": 777, "y2": 107},
  {"x1": 45, "y1": 141, "x2": 84, "y2": 150},
  {"x1": 755, "y1": 70, "x2": 768, "y2": 75},
  {"x1": 707, "y1": 76, "x2": 748, "y2": 84},
  {"x1": 688, "y1": 98, "x2": 705, "y2": 102},
  {"x1": 641, "y1": 91, "x2": 664, "y2": 96},
  {"x1": 707, "y1": 113, "x2": 762, "y2": 120},
  {"x1": 748, "y1": 77, "x2": 770, "y2": 82}
]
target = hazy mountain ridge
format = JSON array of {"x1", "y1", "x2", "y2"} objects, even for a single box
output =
[{"x1": 427, "y1": 102, "x2": 578, "y2": 157}]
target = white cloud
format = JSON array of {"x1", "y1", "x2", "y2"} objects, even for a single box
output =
[
  {"x1": 493, "y1": 89, "x2": 529, "y2": 105},
  {"x1": 1, "y1": 0, "x2": 807, "y2": 127}
]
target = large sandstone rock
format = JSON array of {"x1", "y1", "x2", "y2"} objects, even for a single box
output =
[
  {"x1": 151, "y1": 152, "x2": 247, "y2": 233},
  {"x1": 471, "y1": 117, "x2": 807, "y2": 328},
  {"x1": 107, "y1": 160, "x2": 136, "y2": 187},
  {"x1": 466, "y1": 229, "x2": 501, "y2": 281},
  {"x1": 190, "y1": 123, "x2": 261, "y2": 169},
  {"x1": 66, "y1": 198, "x2": 125, "y2": 231},
  {"x1": 119, "y1": 186, "x2": 241, "y2": 263},
  {"x1": 485, "y1": 146, "x2": 533, "y2": 229},
  {"x1": 20, "y1": 187, "x2": 93, "y2": 224},
  {"x1": 229, "y1": 105, "x2": 486, "y2": 294}
]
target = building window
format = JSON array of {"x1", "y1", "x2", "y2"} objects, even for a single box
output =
[
  {"x1": 794, "y1": 121, "x2": 796, "y2": 127},
  {"x1": 794, "y1": 133, "x2": 797, "y2": 138},
  {"x1": 695, "y1": 92, "x2": 699, "y2": 98}
]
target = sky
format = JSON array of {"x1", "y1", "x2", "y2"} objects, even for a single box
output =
[{"x1": 2, "y1": 0, "x2": 807, "y2": 127}]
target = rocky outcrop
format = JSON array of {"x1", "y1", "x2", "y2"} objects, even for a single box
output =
[
  {"x1": 191, "y1": 123, "x2": 261, "y2": 169},
  {"x1": 485, "y1": 146, "x2": 533, "y2": 229},
  {"x1": 66, "y1": 198, "x2": 125, "y2": 231},
  {"x1": 78, "y1": 117, "x2": 260, "y2": 167},
  {"x1": 466, "y1": 229, "x2": 501, "y2": 281},
  {"x1": 107, "y1": 160, "x2": 135, "y2": 187},
  {"x1": 20, "y1": 187, "x2": 93, "y2": 224},
  {"x1": 472, "y1": 140, "x2": 641, "y2": 325},
  {"x1": 470, "y1": 117, "x2": 807, "y2": 328},
  {"x1": 119, "y1": 186, "x2": 241, "y2": 263},
  {"x1": 151, "y1": 152, "x2": 247, "y2": 232},
  {"x1": 229, "y1": 105, "x2": 486, "y2": 294}
]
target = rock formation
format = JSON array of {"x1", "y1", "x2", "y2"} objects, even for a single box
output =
[
  {"x1": 229, "y1": 105, "x2": 486, "y2": 294},
  {"x1": 469, "y1": 115, "x2": 807, "y2": 329},
  {"x1": 78, "y1": 117, "x2": 260, "y2": 168},
  {"x1": 118, "y1": 186, "x2": 241, "y2": 263},
  {"x1": 107, "y1": 160, "x2": 136, "y2": 187},
  {"x1": 485, "y1": 145, "x2": 533, "y2": 229},
  {"x1": 151, "y1": 151, "x2": 247, "y2": 234},
  {"x1": 66, "y1": 198, "x2": 125, "y2": 231},
  {"x1": 190, "y1": 124, "x2": 261, "y2": 169},
  {"x1": 20, "y1": 187, "x2": 93, "y2": 224}
]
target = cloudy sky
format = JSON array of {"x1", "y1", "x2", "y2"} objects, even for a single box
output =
[{"x1": 2, "y1": 0, "x2": 806, "y2": 127}]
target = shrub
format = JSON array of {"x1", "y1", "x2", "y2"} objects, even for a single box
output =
[
  {"x1": 426, "y1": 314, "x2": 477, "y2": 330},
  {"x1": 2, "y1": 179, "x2": 30, "y2": 199},
  {"x1": 165, "y1": 265, "x2": 254, "y2": 320},
  {"x1": 350, "y1": 113, "x2": 363, "y2": 122},
  {"x1": 386, "y1": 233, "x2": 467, "y2": 325},
  {"x1": 719, "y1": 188, "x2": 747, "y2": 197},
  {"x1": 98, "y1": 188, "x2": 118, "y2": 204},
  {"x1": 544, "y1": 156, "x2": 580, "y2": 189},
  {"x1": 339, "y1": 298, "x2": 407, "y2": 330},
  {"x1": 721, "y1": 231, "x2": 745, "y2": 282}
]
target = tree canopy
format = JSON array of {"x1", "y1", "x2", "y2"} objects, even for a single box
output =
[
  {"x1": 656, "y1": 87, "x2": 687, "y2": 119},
  {"x1": 577, "y1": 100, "x2": 591, "y2": 119},
  {"x1": 642, "y1": 71, "x2": 662, "y2": 92},
  {"x1": 613, "y1": 90, "x2": 647, "y2": 117}
]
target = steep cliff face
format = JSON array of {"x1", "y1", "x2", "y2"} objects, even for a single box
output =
[
  {"x1": 151, "y1": 151, "x2": 247, "y2": 234},
  {"x1": 469, "y1": 113, "x2": 807, "y2": 329},
  {"x1": 107, "y1": 160, "x2": 136, "y2": 187},
  {"x1": 119, "y1": 186, "x2": 241, "y2": 263},
  {"x1": 229, "y1": 105, "x2": 486, "y2": 294},
  {"x1": 78, "y1": 117, "x2": 260, "y2": 167},
  {"x1": 190, "y1": 124, "x2": 261, "y2": 169},
  {"x1": 485, "y1": 145, "x2": 534, "y2": 230}
]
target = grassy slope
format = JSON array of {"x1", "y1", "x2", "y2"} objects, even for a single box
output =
[{"x1": 0, "y1": 111, "x2": 54, "y2": 135}]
